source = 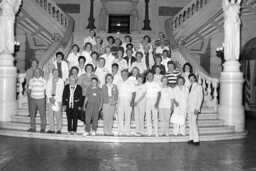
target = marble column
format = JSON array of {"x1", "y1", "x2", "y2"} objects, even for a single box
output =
[
  {"x1": 99, "y1": 0, "x2": 108, "y2": 32},
  {"x1": 130, "y1": 0, "x2": 139, "y2": 33},
  {"x1": 218, "y1": 0, "x2": 244, "y2": 132},
  {"x1": 0, "y1": 0, "x2": 22, "y2": 121},
  {"x1": 86, "y1": 0, "x2": 96, "y2": 29},
  {"x1": 142, "y1": 0, "x2": 151, "y2": 31}
]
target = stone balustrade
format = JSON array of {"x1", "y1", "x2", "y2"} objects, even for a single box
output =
[
  {"x1": 172, "y1": 49, "x2": 219, "y2": 112},
  {"x1": 17, "y1": 73, "x2": 27, "y2": 109},
  {"x1": 170, "y1": 0, "x2": 211, "y2": 31},
  {"x1": 35, "y1": 0, "x2": 68, "y2": 28}
]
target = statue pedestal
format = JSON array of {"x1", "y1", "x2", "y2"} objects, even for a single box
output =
[
  {"x1": 218, "y1": 60, "x2": 245, "y2": 132},
  {"x1": 0, "y1": 53, "x2": 17, "y2": 121}
]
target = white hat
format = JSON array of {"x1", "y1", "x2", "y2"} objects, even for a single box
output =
[{"x1": 51, "y1": 102, "x2": 59, "y2": 112}]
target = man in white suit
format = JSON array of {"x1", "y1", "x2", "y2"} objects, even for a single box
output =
[{"x1": 187, "y1": 73, "x2": 203, "y2": 145}]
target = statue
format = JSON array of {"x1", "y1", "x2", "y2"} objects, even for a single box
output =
[
  {"x1": 0, "y1": 0, "x2": 22, "y2": 54},
  {"x1": 131, "y1": 8, "x2": 139, "y2": 32},
  {"x1": 223, "y1": 0, "x2": 241, "y2": 61},
  {"x1": 99, "y1": 8, "x2": 107, "y2": 31}
]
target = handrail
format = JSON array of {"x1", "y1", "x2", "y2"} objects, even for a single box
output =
[
  {"x1": 170, "y1": 0, "x2": 212, "y2": 31},
  {"x1": 35, "y1": 0, "x2": 68, "y2": 29},
  {"x1": 165, "y1": 17, "x2": 219, "y2": 111},
  {"x1": 39, "y1": 15, "x2": 74, "y2": 66}
]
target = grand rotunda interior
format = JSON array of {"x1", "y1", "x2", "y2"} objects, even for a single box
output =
[{"x1": 0, "y1": 0, "x2": 256, "y2": 170}]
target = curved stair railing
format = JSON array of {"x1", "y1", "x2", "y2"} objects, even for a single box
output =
[
  {"x1": 170, "y1": 0, "x2": 212, "y2": 33},
  {"x1": 165, "y1": 17, "x2": 219, "y2": 112},
  {"x1": 17, "y1": 0, "x2": 75, "y2": 108}
]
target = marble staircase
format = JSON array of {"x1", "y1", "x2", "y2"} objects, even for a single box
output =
[
  {"x1": 0, "y1": 103, "x2": 247, "y2": 143},
  {"x1": 73, "y1": 31, "x2": 159, "y2": 50}
]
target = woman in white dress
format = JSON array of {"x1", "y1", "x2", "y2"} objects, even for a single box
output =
[
  {"x1": 182, "y1": 63, "x2": 193, "y2": 89},
  {"x1": 77, "y1": 56, "x2": 86, "y2": 77},
  {"x1": 113, "y1": 49, "x2": 128, "y2": 72},
  {"x1": 67, "y1": 44, "x2": 80, "y2": 70},
  {"x1": 153, "y1": 66, "x2": 163, "y2": 86},
  {"x1": 171, "y1": 76, "x2": 189, "y2": 136}
]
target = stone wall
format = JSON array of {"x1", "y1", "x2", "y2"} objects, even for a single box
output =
[{"x1": 52, "y1": 0, "x2": 191, "y2": 33}]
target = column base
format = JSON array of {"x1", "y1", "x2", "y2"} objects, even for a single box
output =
[
  {"x1": 218, "y1": 60, "x2": 245, "y2": 132},
  {"x1": 0, "y1": 53, "x2": 18, "y2": 122}
]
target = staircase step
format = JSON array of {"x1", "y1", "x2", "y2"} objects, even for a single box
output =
[
  {"x1": 0, "y1": 128, "x2": 247, "y2": 143},
  {"x1": 17, "y1": 109, "x2": 218, "y2": 120},
  {"x1": 11, "y1": 115, "x2": 224, "y2": 127},
  {"x1": 0, "y1": 121, "x2": 234, "y2": 135},
  {"x1": 73, "y1": 32, "x2": 159, "y2": 49}
]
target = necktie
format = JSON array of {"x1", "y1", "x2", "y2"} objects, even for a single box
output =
[
  {"x1": 145, "y1": 52, "x2": 149, "y2": 68},
  {"x1": 189, "y1": 84, "x2": 192, "y2": 93}
]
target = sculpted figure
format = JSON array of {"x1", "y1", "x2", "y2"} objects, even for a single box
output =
[
  {"x1": 223, "y1": 0, "x2": 241, "y2": 60},
  {"x1": 0, "y1": 0, "x2": 22, "y2": 53}
]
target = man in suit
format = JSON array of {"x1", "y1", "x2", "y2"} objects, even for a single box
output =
[
  {"x1": 124, "y1": 48, "x2": 137, "y2": 72},
  {"x1": 187, "y1": 73, "x2": 203, "y2": 145}
]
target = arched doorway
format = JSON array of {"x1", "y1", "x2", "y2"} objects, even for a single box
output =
[{"x1": 240, "y1": 37, "x2": 256, "y2": 111}]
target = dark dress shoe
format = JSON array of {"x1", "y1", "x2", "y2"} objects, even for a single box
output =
[
  {"x1": 193, "y1": 142, "x2": 200, "y2": 146},
  {"x1": 56, "y1": 131, "x2": 61, "y2": 134},
  {"x1": 187, "y1": 140, "x2": 194, "y2": 144},
  {"x1": 40, "y1": 129, "x2": 45, "y2": 133},
  {"x1": 27, "y1": 128, "x2": 36, "y2": 132},
  {"x1": 47, "y1": 130, "x2": 55, "y2": 134}
]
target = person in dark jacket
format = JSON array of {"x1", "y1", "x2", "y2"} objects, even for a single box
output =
[{"x1": 63, "y1": 75, "x2": 83, "y2": 135}]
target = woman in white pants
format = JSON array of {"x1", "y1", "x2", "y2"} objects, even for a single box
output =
[
  {"x1": 158, "y1": 77, "x2": 174, "y2": 136},
  {"x1": 145, "y1": 72, "x2": 161, "y2": 136},
  {"x1": 171, "y1": 76, "x2": 189, "y2": 136},
  {"x1": 134, "y1": 75, "x2": 146, "y2": 135}
]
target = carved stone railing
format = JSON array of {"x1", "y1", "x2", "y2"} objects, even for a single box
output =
[
  {"x1": 172, "y1": 48, "x2": 219, "y2": 112},
  {"x1": 35, "y1": 0, "x2": 68, "y2": 29},
  {"x1": 170, "y1": 0, "x2": 212, "y2": 31},
  {"x1": 17, "y1": 73, "x2": 27, "y2": 109},
  {"x1": 17, "y1": 0, "x2": 75, "y2": 109},
  {"x1": 165, "y1": 15, "x2": 219, "y2": 112}
]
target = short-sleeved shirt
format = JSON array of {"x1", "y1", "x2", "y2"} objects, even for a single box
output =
[
  {"x1": 130, "y1": 62, "x2": 147, "y2": 74},
  {"x1": 145, "y1": 81, "x2": 161, "y2": 99},
  {"x1": 117, "y1": 79, "x2": 136, "y2": 100},
  {"x1": 95, "y1": 67, "x2": 108, "y2": 88},
  {"x1": 135, "y1": 84, "x2": 146, "y2": 102},
  {"x1": 67, "y1": 52, "x2": 80, "y2": 69},
  {"x1": 86, "y1": 87, "x2": 102, "y2": 106},
  {"x1": 29, "y1": 77, "x2": 47, "y2": 99},
  {"x1": 165, "y1": 70, "x2": 181, "y2": 86},
  {"x1": 159, "y1": 87, "x2": 174, "y2": 109}
]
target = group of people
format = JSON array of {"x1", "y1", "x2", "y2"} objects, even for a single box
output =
[{"x1": 25, "y1": 30, "x2": 203, "y2": 145}]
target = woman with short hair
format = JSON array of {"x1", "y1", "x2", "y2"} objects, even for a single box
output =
[
  {"x1": 102, "y1": 74, "x2": 118, "y2": 135},
  {"x1": 171, "y1": 76, "x2": 189, "y2": 136}
]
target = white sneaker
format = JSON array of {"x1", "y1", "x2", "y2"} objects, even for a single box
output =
[
  {"x1": 82, "y1": 132, "x2": 89, "y2": 137},
  {"x1": 67, "y1": 132, "x2": 71, "y2": 135},
  {"x1": 91, "y1": 131, "x2": 96, "y2": 136}
]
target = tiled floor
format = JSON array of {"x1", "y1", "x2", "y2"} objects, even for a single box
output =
[{"x1": 0, "y1": 113, "x2": 256, "y2": 171}]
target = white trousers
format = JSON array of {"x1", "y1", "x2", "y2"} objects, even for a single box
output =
[
  {"x1": 188, "y1": 112, "x2": 200, "y2": 142},
  {"x1": 173, "y1": 124, "x2": 186, "y2": 136},
  {"x1": 134, "y1": 101, "x2": 145, "y2": 133},
  {"x1": 118, "y1": 99, "x2": 132, "y2": 134},
  {"x1": 159, "y1": 108, "x2": 170, "y2": 135},
  {"x1": 145, "y1": 98, "x2": 158, "y2": 135}
]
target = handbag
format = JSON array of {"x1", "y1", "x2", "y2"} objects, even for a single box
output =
[
  {"x1": 170, "y1": 114, "x2": 185, "y2": 125},
  {"x1": 78, "y1": 110, "x2": 85, "y2": 122}
]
